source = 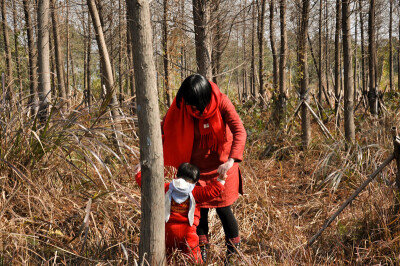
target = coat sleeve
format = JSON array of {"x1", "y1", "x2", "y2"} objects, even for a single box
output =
[
  {"x1": 192, "y1": 179, "x2": 225, "y2": 203},
  {"x1": 135, "y1": 171, "x2": 170, "y2": 192},
  {"x1": 220, "y1": 95, "x2": 246, "y2": 162}
]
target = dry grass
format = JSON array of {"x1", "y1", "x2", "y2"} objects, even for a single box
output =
[{"x1": 1, "y1": 95, "x2": 400, "y2": 265}]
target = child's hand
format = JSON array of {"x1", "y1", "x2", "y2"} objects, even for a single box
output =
[
  {"x1": 134, "y1": 163, "x2": 141, "y2": 175},
  {"x1": 217, "y1": 158, "x2": 234, "y2": 179}
]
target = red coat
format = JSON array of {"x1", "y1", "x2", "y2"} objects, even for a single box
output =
[
  {"x1": 190, "y1": 94, "x2": 246, "y2": 208},
  {"x1": 135, "y1": 172, "x2": 224, "y2": 226}
]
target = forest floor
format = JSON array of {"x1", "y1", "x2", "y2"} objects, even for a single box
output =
[{"x1": 1, "y1": 96, "x2": 400, "y2": 265}]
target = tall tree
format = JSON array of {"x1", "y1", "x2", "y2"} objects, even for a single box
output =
[
  {"x1": 1, "y1": 0, "x2": 13, "y2": 88},
  {"x1": 37, "y1": 0, "x2": 51, "y2": 121},
  {"x1": 251, "y1": 1, "x2": 256, "y2": 98},
  {"x1": 193, "y1": 0, "x2": 212, "y2": 79},
  {"x1": 12, "y1": 0, "x2": 23, "y2": 100},
  {"x1": 278, "y1": 0, "x2": 287, "y2": 124},
  {"x1": 318, "y1": 0, "x2": 323, "y2": 104},
  {"x1": 368, "y1": 0, "x2": 378, "y2": 114},
  {"x1": 269, "y1": 0, "x2": 278, "y2": 95},
  {"x1": 257, "y1": 0, "x2": 267, "y2": 101},
  {"x1": 334, "y1": 0, "x2": 341, "y2": 125},
  {"x1": 23, "y1": 0, "x2": 38, "y2": 114},
  {"x1": 389, "y1": 0, "x2": 393, "y2": 92},
  {"x1": 162, "y1": 0, "x2": 171, "y2": 106},
  {"x1": 211, "y1": 0, "x2": 223, "y2": 85},
  {"x1": 51, "y1": 0, "x2": 67, "y2": 110},
  {"x1": 126, "y1": 0, "x2": 165, "y2": 264},
  {"x1": 87, "y1": 0, "x2": 122, "y2": 150},
  {"x1": 242, "y1": 0, "x2": 249, "y2": 100},
  {"x1": 299, "y1": 0, "x2": 311, "y2": 148},
  {"x1": 359, "y1": 0, "x2": 366, "y2": 97},
  {"x1": 342, "y1": 0, "x2": 355, "y2": 143}
]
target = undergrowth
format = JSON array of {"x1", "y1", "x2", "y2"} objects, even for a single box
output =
[{"x1": 1, "y1": 93, "x2": 399, "y2": 265}]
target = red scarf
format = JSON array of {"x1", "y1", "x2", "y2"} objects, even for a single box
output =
[{"x1": 163, "y1": 81, "x2": 225, "y2": 168}]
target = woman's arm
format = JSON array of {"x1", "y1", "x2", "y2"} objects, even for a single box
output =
[
  {"x1": 192, "y1": 179, "x2": 225, "y2": 203},
  {"x1": 219, "y1": 95, "x2": 247, "y2": 162}
]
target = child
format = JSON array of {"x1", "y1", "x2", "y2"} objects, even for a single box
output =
[{"x1": 135, "y1": 162, "x2": 226, "y2": 263}]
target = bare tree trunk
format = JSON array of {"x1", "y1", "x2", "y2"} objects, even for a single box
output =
[
  {"x1": 324, "y1": 0, "x2": 330, "y2": 106},
  {"x1": 334, "y1": 0, "x2": 341, "y2": 126},
  {"x1": 1, "y1": 0, "x2": 13, "y2": 88},
  {"x1": 23, "y1": 0, "x2": 38, "y2": 114},
  {"x1": 242, "y1": 0, "x2": 248, "y2": 100},
  {"x1": 87, "y1": 0, "x2": 122, "y2": 151},
  {"x1": 318, "y1": 0, "x2": 322, "y2": 104},
  {"x1": 354, "y1": 6, "x2": 358, "y2": 102},
  {"x1": 270, "y1": 0, "x2": 278, "y2": 93},
  {"x1": 278, "y1": 0, "x2": 287, "y2": 124},
  {"x1": 212, "y1": 0, "x2": 223, "y2": 85},
  {"x1": 86, "y1": 11, "x2": 92, "y2": 109},
  {"x1": 126, "y1": 7, "x2": 135, "y2": 113},
  {"x1": 66, "y1": 0, "x2": 70, "y2": 101},
  {"x1": 398, "y1": 4, "x2": 400, "y2": 92},
  {"x1": 251, "y1": 2, "x2": 256, "y2": 98},
  {"x1": 360, "y1": 0, "x2": 366, "y2": 96},
  {"x1": 193, "y1": 0, "x2": 212, "y2": 79},
  {"x1": 37, "y1": 0, "x2": 51, "y2": 122},
  {"x1": 257, "y1": 0, "x2": 266, "y2": 101},
  {"x1": 342, "y1": 0, "x2": 355, "y2": 143},
  {"x1": 126, "y1": 0, "x2": 165, "y2": 264},
  {"x1": 389, "y1": 0, "x2": 393, "y2": 92},
  {"x1": 162, "y1": 0, "x2": 171, "y2": 106},
  {"x1": 12, "y1": 0, "x2": 23, "y2": 101},
  {"x1": 299, "y1": 0, "x2": 311, "y2": 149},
  {"x1": 368, "y1": 0, "x2": 378, "y2": 115},
  {"x1": 118, "y1": 0, "x2": 123, "y2": 103},
  {"x1": 51, "y1": 0, "x2": 67, "y2": 110}
]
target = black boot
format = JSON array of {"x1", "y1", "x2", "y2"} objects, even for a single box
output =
[
  {"x1": 225, "y1": 238, "x2": 240, "y2": 265},
  {"x1": 200, "y1": 243, "x2": 209, "y2": 263},
  {"x1": 199, "y1": 235, "x2": 209, "y2": 264}
]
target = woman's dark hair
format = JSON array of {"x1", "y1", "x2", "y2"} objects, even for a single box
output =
[
  {"x1": 176, "y1": 74, "x2": 212, "y2": 114},
  {"x1": 177, "y1": 162, "x2": 200, "y2": 183}
]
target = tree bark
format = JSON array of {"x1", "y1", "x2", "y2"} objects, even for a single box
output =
[
  {"x1": 37, "y1": 0, "x2": 51, "y2": 122},
  {"x1": 193, "y1": 0, "x2": 212, "y2": 79},
  {"x1": 12, "y1": 0, "x2": 23, "y2": 101},
  {"x1": 389, "y1": 0, "x2": 393, "y2": 92},
  {"x1": 162, "y1": 0, "x2": 171, "y2": 106},
  {"x1": 257, "y1": 0, "x2": 266, "y2": 101},
  {"x1": 211, "y1": 0, "x2": 223, "y2": 85},
  {"x1": 269, "y1": 0, "x2": 278, "y2": 94},
  {"x1": 87, "y1": 0, "x2": 122, "y2": 151},
  {"x1": 23, "y1": 0, "x2": 38, "y2": 115},
  {"x1": 334, "y1": 0, "x2": 341, "y2": 126},
  {"x1": 299, "y1": 0, "x2": 311, "y2": 149},
  {"x1": 360, "y1": 0, "x2": 366, "y2": 96},
  {"x1": 354, "y1": 6, "x2": 358, "y2": 102},
  {"x1": 278, "y1": 0, "x2": 287, "y2": 124},
  {"x1": 324, "y1": 0, "x2": 330, "y2": 107},
  {"x1": 342, "y1": 0, "x2": 355, "y2": 143},
  {"x1": 50, "y1": 0, "x2": 67, "y2": 110},
  {"x1": 126, "y1": 0, "x2": 165, "y2": 264},
  {"x1": 368, "y1": 0, "x2": 378, "y2": 115},
  {"x1": 1, "y1": 0, "x2": 13, "y2": 88},
  {"x1": 318, "y1": 0, "x2": 323, "y2": 104},
  {"x1": 86, "y1": 11, "x2": 92, "y2": 109},
  {"x1": 251, "y1": 2, "x2": 256, "y2": 98}
]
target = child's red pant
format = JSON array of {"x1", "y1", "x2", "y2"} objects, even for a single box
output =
[{"x1": 165, "y1": 223, "x2": 202, "y2": 263}]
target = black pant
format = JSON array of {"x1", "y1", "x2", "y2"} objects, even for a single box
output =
[{"x1": 196, "y1": 205, "x2": 239, "y2": 240}]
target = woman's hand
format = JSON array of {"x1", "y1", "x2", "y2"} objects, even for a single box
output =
[
  {"x1": 217, "y1": 158, "x2": 234, "y2": 179},
  {"x1": 134, "y1": 163, "x2": 141, "y2": 175}
]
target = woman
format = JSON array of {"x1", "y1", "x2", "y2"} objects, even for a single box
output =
[{"x1": 162, "y1": 74, "x2": 246, "y2": 262}]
